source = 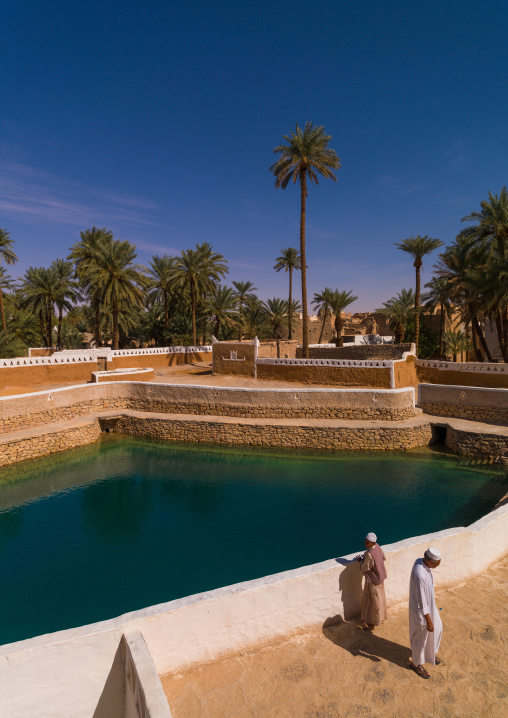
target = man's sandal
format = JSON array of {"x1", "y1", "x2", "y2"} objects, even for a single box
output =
[
  {"x1": 409, "y1": 661, "x2": 430, "y2": 679},
  {"x1": 435, "y1": 657, "x2": 441, "y2": 665},
  {"x1": 357, "y1": 622, "x2": 374, "y2": 630}
]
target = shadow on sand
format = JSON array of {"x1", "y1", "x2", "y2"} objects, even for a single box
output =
[
  {"x1": 326, "y1": 558, "x2": 410, "y2": 669},
  {"x1": 322, "y1": 615, "x2": 411, "y2": 668}
]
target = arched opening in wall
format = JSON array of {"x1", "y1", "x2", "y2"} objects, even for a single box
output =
[{"x1": 430, "y1": 424, "x2": 447, "y2": 445}]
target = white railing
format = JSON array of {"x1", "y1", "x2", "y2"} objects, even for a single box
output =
[
  {"x1": 417, "y1": 360, "x2": 508, "y2": 373},
  {"x1": 111, "y1": 346, "x2": 212, "y2": 356},
  {"x1": 0, "y1": 355, "x2": 98, "y2": 368},
  {"x1": 256, "y1": 358, "x2": 393, "y2": 368}
]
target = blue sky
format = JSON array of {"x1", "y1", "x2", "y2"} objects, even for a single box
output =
[{"x1": 1, "y1": 0, "x2": 507, "y2": 311}]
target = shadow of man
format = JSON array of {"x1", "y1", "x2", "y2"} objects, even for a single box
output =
[
  {"x1": 322, "y1": 615, "x2": 410, "y2": 669},
  {"x1": 335, "y1": 557, "x2": 363, "y2": 620}
]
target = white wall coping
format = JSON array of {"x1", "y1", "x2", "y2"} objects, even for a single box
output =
[
  {"x1": 257, "y1": 357, "x2": 395, "y2": 368},
  {"x1": 417, "y1": 359, "x2": 508, "y2": 373},
  {"x1": 0, "y1": 355, "x2": 98, "y2": 368}
]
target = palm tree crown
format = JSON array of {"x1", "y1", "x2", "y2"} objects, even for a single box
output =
[
  {"x1": 328, "y1": 290, "x2": 358, "y2": 347},
  {"x1": 270, "y1": 122, "x2": 340, "y2": 356},
  {"x1": 395, "y1": 234, "x2": 444, "y2": 355},
  {"x1": 0, "y1": 228, "x2": 18, "y2": 332}
]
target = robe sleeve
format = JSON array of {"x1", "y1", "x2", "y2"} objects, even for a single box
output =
[
  {"x1": 360, "y1": 552, "x2": 374, "y2": 573},
  {"x1": 411, "y1": 568, "x2": 430, "y2": 615}
]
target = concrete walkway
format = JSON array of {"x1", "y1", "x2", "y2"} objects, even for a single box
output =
[{"x1": 161, "y1": 554, "x2": 508, "y2": 718}]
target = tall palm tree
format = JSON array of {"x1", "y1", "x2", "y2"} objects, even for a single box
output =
[
  {"x1": 377, "y1": 289, "x2": 415, "y2": 344},
  {"x1": 242, "y1": 303, "x2": 265, "y2": 340},
  {"x1": 0, "y1": 228, "x2": 18, "y2": 332},
  {"x1": 312, "y1": 287, "x2": 334, "y2": 344},
  {"x1": 83, "y1": 239, "x2": 147, "y2": 350},
  {"x1": 232, "y1": 280, "x2": 258, "y2": 341},
  {"x1": 147, "y1": 255, "x2": 177, "y2": 330},
  {"x1": 51, "y1": 259, "x2": 82, "y2": 348},
  {"x1": 262, "y1": 298, "x2": 289, "y2": 340},
  {"x1": 328, "y1": 290, "x2": 358, "y2": 347},
  {"x1": 19, "y1": 267, "x2": 58, "y2": 347},
  {"x1": 274, "y1": 248, "x2": 301, "y2": 340},
  {"x1": 422, "y1": 277, "x2": 453, "y2": 360},
  {"x1": 270, "y1": 123, "x2": 341, "y2": 357},
  {"x1": 68, "y1": 227, "x2": 114, "y2": 347},
  {"x1": 461, "y1": 187, "x2": 508, "y2": 355},
  {"x1": 395, "y1": 235, "x2": 444, "y2": 355},
  {"x1": 170, "y1": 244, "x2": 228, "y2": 345},
  {"x1": 208, "y1": 285, "x2": 238, "y2": 339}
]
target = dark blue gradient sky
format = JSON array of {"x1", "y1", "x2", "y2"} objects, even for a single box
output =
[{"x1": 1, "y1": 0, "x2": 507, "y2": 310}]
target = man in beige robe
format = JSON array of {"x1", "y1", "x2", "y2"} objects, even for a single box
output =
[{"x1": 356, "y1": 532, "x2": 387, "y2": 630}]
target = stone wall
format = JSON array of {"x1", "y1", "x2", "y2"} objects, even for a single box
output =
[
  {"x1": 113, "y1": 413, "x2": 434, "y2": 451},
  {"x1": 0, "y1": 419, "x2": 101, "y2": 467},
  {"x1": 445, "y1": 425, "x2": 508, "y2": 459},
  {"x1": 0, "y1": 384, "x2": 418, "y2": 434},
  {"x1": 418, "y1": 384, "x2": 508, "y2": 425}
]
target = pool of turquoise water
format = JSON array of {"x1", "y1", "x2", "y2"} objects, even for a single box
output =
[{"x1": 0, "y1": 436, "x2": 507, "y2": 645}]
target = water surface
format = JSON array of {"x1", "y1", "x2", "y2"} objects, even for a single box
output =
[{"x1": 0, "y1": 436, "x2": 506, "y2": 645}]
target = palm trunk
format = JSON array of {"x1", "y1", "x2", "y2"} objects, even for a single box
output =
[
  {"x1": 215, "y1": 317, "x2": 220, "y2": 339},
  {"x1": 190, "y1": 279, "x2": 197, "y2": 346},
  {"x1": 439, "y1": 301, "x2": 445, "y2": 360},
  {"x1": 414, "y1": 261, "x2": 422, "y2": 356},
  {"x1": 238, "y1": 299, "x2": 243, "y2": 342},
  {"x1": 495, "y1": 310, "x2": 508, "y2": 362},
  {"x1": 288, "y1": 268, "x2": 293, "y2": 340},
  {"x1": 47, "y1": 302, "x2": 53, "y2": 348},
  {"x1": 0, "y1": 290, "x2": 6, "y2": 332},
  {"x1": 335, "y1": 314, "x2": 344, "y2": 347},
  {"x1": 472, "y1": 315, "x2": 493, "y2": 362},
  {"x1": 57, "y1": 306, "x2": 63, "y2": 349},
  {"x1": 94, "y1": 302, "x2": 102, "y2": 348},
  {"x1": 317, "y1": 309, "x2": 326, "y2": 344},
  {"x1": 112, "y1": 296, "x2": 119, "y2": 350},
  {"x1": 471, "y1": 320, "x2": 483, "y2": 362},
  {"x1": 300, "y1": 171, "x2": 308, "y2": 357},
  {"x1": 164, "y1": 290, "x2": 168, "y2": 329}
]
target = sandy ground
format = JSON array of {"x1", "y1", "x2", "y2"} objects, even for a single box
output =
[{"x1": 161, "y1": 554, "x2": 508, "y2": 718}]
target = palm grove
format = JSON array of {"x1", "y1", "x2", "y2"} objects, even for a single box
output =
[{"x1": 0, "y1": 123, "x2": 506, "y2": 360}]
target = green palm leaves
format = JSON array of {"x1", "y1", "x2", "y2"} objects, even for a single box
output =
[
  {"x1": 328, "y1": 290, "x2": 358, "y2": 347},
  {"x1": 170, "y1": 243, "x2": 228, "y2": 346},
  {"x1": 377, "y1": 289, "x2": 415, "y2": 344},
  {"x1": 271, "y1": 123, "x2": 340, "y2": 356},
  {"x1": 0, "y1": 228, "x2": 18, "y2": 332},
  {"x1": 395, "y1": 235, "x2": 444, "y2": 355}
]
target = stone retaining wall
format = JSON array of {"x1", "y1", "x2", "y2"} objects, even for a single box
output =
[
  {"x1": 0, "y1": 384, "x2": 418, "y2": 435},
  {"x1": 445, "y1": 426, "x2": 508, "y2": 459},
  {"x1": 0, "y1": 420, "x2": 101, "y2": 467},
  {"x1": 418, "y1": 384, "x2": 508, "y2": 425},
  {"x1": 113, "y1": 413, "x2": 434, "y2": 451}
]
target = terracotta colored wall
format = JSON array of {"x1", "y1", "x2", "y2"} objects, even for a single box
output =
[
  {"x1": 297, "y1": 344, "x2": 413, "y2": 360},
  {"x1": 111, "y1": 352, "x2": 209, "y2": 370},
  {"x1": 256, "y1": 363, "x2": 392, "y2": 387},
  {"x1": 213, "y1": 343, "x2": 257, "y2": 377},
  {"x1": 417, "y1": 365, "x2": 508, "y2": 389},
  {"x1": 0, "y1": 361, "x2": 98, "y2": 389},
  {"x1": 28, "y1": 348, "x2": 56, "y2": 357},
  {"x1": 257, "y1": 341, "x2": 298, "y2": 359},
  {"x1": 393, "y1": 356, "x2": 418, "y2": 388},
  {"x1": 95, "y1": 370, "x2": 154, "y2": 383}
]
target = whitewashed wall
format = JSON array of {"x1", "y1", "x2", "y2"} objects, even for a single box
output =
[{"x1": 0, "y1": 503, "x2": 507, "y2": 718}]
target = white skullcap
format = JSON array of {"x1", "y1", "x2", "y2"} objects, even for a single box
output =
[
  {"x1": 425, "y1": 547, "x2": 441, "y2": 561},
  {"x1": 366, "y1": 532, "x2": 377, "y2": 542}
]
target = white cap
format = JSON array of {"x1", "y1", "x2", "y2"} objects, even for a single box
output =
[
  {"x1": 425, "y1": 547, "x2": 441, "y2": 561},
  {"x1": 366, "y1": 532, "x2": 377, "y2": 542}
]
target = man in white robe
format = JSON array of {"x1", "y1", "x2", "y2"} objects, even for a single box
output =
[{"x1": 409, "y1": 547, "x2": 443, "y2": 679}]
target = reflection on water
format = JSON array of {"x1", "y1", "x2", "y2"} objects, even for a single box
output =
[{"x1": 0, "y1": 436, "x2": 506, "y2": 646}]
